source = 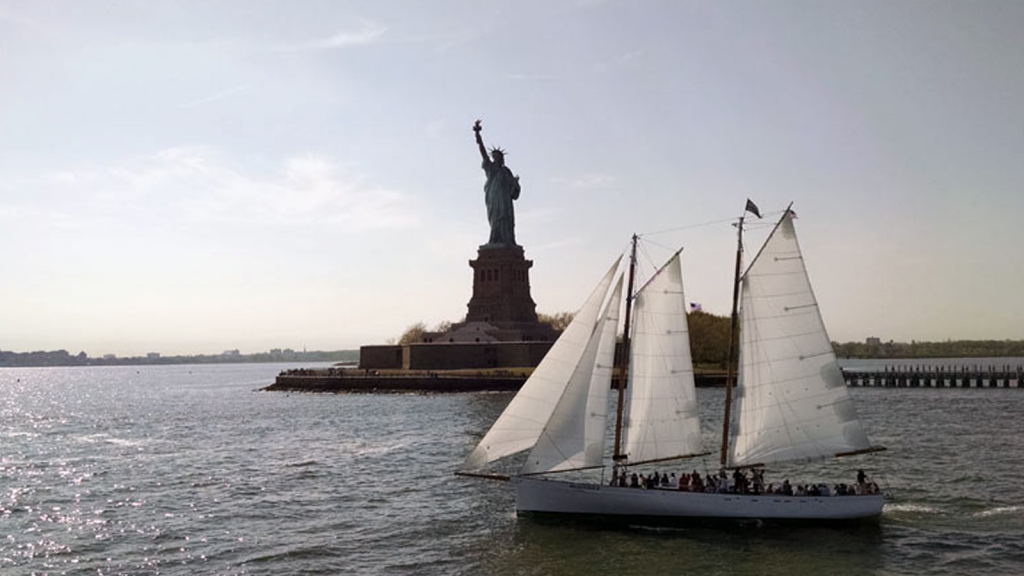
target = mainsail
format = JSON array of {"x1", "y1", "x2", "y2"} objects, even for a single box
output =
[
  {"x1": 622, "y1": 253, "x2": 703, "y2": 463},
  {"x1": 728, "y1": 212, "x2": 871, "y2": 467},
  {"x1": 522, "y1": 276, "x2": 623, "y2": 473},
  {"x1": 463, "y1": 256, "x2": 621, "y2": 470}
]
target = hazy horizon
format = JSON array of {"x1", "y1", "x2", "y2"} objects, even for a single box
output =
[{"x1": 3, "y1": 1, "x2": 1023, "y2": 356}]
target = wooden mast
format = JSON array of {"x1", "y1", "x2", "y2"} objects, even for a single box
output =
[
  {"x1": 720, "y1": 215, "x2": 744, "y2": 467},
  {"x1": 612, "y1": 234, "x2": 638, "y2": 462}
]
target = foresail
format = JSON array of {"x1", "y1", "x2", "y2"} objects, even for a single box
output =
[
  {"x1": 728, "y1": 212, "x2": 871, "y2": 468},
  {"x1": 462, "y1": 256, "x2": 622, "y2": 470},
  {"x1": 522, "y1": 276, "x2": 623, "y2": 474},
  {"x1": 623, "y1": 253, "x2": 703, "y2": 463}
]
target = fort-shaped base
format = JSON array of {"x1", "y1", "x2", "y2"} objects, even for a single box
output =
[{"x1": 467, "y1": 245, "x2": 539, "y2": 324}]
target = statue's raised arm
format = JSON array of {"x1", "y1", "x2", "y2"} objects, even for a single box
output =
[{"x1": 473, "y1": 120, "x2": 489, "y2": 164}]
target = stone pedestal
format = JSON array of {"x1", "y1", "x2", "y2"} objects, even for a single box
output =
[
  {"x1": 466, "y1": 245, "x2": 539, "y2": 324},
  {"x1": 416, "y1": 244, "x2": 557, "y2": 348}
]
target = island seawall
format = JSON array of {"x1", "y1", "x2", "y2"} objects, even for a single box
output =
[{"x1": 263, "y1": 368, "x2": 728, "y2": 393}]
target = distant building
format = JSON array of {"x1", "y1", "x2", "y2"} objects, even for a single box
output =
[
  {"x1": 146, "y1": 352, "x2": 160, "y2": 359},
  {"x1": 103, "y1": 354, "x2": 116, "y2": 360},
  {"x1": 222, "y1": 349, "x2": 241, "y2": 357},
  {"x1": 866, "y1": 337, "x2": 881, "y2": 346}
]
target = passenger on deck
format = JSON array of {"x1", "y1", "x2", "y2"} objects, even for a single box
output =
[
  {"x1": 630, "y1": 473, "x2": 639, "y2": 488},
  {"x1": 781, "y1": 479, "x2": 793, "y2": 496},
  {"x1": 661, "y1": 472, "x2": 669, "y2": 487},
  {"x1": 670, "y1": 473, "x2": 678, "y2": 489},
  {"x1": 750, "y1": 469, "x2": 763, "y2": 494}
]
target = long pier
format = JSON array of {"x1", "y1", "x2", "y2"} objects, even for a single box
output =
[{"x1": 843, "y1": 364, "x2": 1024, "y2": 388}]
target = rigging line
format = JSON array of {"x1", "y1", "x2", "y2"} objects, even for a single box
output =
[
  {"x1": 638, "y1": 242, "x2": 659, "y2": 274},
  {"x1": 639, "y1": 236, "x2": 679, "y2": 253},
  {"x1": 638, "y1": 215, "x2": 738, "y2": 237},
  {"x1": 638, "y1": 209, "x2": 790, "y2": 238}
]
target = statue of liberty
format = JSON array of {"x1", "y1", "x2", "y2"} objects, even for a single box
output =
[{"x1": 473, "y1": 120, "x2": 521, "y2": 248}]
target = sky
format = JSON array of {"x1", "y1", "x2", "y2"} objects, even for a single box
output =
[{"x1": 1, "y1": 0, "x2": 1022, "y2": 356}]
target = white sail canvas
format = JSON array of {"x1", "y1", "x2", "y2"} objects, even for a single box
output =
[
  {"x1": 623, "y1": 254, "x2": 703, "y2": 463},
  {"x1": 463, "y1": 256, "x2": 621, "y2": 470},
  {"x1": 728, "y1": 213, "x2": 870, "y2": 468},
  {"x1": 522, "y1": 276, "x2": 623, "y2": 473}
]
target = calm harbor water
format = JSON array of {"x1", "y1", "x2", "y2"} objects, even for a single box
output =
[{"x1": 2, "y1": 363, "x2": 1022, "y2": 575}]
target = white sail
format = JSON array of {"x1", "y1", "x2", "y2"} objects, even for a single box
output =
[
  {"x1": 463, "y1": 256, "x2": 622, "y2": 470},
  {"x1": 728, "y1": 212, "x2": 871, "y2": 468},
  {"x1": 622, "y1": 253, "x2": 703, "y2": 463},
  {"x1": 522, "y1": 276, "x2": 623, "y2": 474}
]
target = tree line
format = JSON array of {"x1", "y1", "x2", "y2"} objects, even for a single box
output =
[
  {"x1": 831, "y1": 339, "x2": 1024, "y2": 359},
  {"x1": 392, "y1": 313, "x2": 1024, "y2": 365}
]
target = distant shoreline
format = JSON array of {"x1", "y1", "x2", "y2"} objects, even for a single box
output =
[{"x1": 0, "y1": 349, "x2": 359, "y2": 369}]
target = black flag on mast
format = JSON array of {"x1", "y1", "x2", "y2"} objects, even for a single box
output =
[{"x1": 745, "y1": 199, "x2": 762, "y2": 219}]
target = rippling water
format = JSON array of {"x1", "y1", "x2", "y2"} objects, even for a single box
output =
[{"x1": 2, "y1": 364, "x2": 1022, "y2": 575}]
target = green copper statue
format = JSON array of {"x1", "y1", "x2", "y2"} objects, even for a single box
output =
[{"x1": 474, "y1": 120, "x2": 521, "y2": 248}]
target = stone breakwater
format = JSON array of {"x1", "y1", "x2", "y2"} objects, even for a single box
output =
[
  {"x1": 263, "y1": 368, "x2": 728, "y2": 393},
  {"x1": 264, "y1": 369, "x2": 526, "y2": 393}
]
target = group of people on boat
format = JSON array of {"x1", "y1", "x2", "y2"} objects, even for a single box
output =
[{"x1": 608, "y1": 466, "x2": 880, "y2": 497}]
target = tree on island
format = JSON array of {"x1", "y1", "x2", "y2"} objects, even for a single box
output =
[
  {"x1": 395, "y1": 322, "x2": 427, "y2": 345},
  {"x1": 538, "y1": 311, "x2": 575, "y2": 332}
]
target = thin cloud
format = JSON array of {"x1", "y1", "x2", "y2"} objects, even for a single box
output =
[
  {"x1": 273, "y1": 20, "x2": 387, "y2": 53},
  {"x1": 434, "y1": 22, "x2": 495, "y2": 53},
  {"x1": 4, "y1": 147, "x2": 420, "y2": 231},
  {"x1": 424, "y1": 119, "x2": 446, "y2": 140},
  {"x1": 594, "y1": 49, "x2": 646, "y2": 72},
  {"x1": 178, "y1": 85, "x2": 250, "y2": 109},
  {"x1": 550, "y1": 174, "x2": 617, "y2": 189},
  {"x1": 0, "y1": 7, "x2": 49, "y2": 32},
  {"x1": 505, "y1": 72, "x2": 559, "y2": 81}
]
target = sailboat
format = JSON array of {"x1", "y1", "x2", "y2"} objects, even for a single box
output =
[{"x1": 458, "y1": 205, "x2": 886, "y2": 521}]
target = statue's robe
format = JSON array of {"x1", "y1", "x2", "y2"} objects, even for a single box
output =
[{"x1": 482, "y1": 159, "x2": 520, "y2": 247}]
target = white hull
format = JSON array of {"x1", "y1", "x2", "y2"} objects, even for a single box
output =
[{"x1": 512, "y1": 477, "x2": 884, "y2": 521}]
